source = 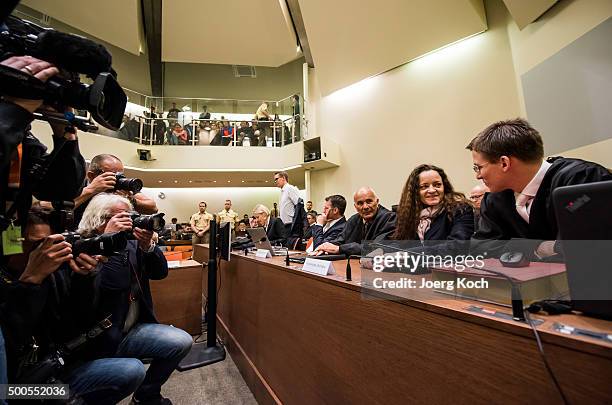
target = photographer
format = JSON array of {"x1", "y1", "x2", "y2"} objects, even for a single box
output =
[
  {"x1": 73, "y1": 153, "x2": 157, "y2": 224},
  {"x1": 0, "y1": 207, "x2": 146, "y2": 404},
  {"x1": 78, "y1": 193, "x2": 192, "y2": 405},
  {"x1": 0, "y1": 56, "x2": 86, "y2": 226}
]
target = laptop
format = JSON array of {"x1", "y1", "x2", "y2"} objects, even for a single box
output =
[
  {"x1": 553, "y1": 180, "x2": 612, "y2": 319},
  {"x1": 246, "y1": 227, "x2": 287, "y2": 256}
]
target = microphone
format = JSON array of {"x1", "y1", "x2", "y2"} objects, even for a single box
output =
[
  {"x1": 345, "y1": 254, "x2": 362, "y2": 282},
  {"x1": 32, "y1": 30, "x2": 113, "y2": 78}
]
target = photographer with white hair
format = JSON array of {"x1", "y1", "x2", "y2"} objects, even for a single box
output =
[{"x1": 78, "y1": 193, "x2": 192, "y2": 405}]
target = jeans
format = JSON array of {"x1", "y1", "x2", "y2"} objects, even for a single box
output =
[
  {"x1": 117, "y1": 323, "x2": 193, "y2": 401},
  {"x1": 64, "y1": 358, "x2": 146, "y2": 404},
  {"x1": 0, "y1": 328, "x2": 7, "y2": 405}
]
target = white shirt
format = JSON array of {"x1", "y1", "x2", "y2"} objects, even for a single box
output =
[
  {"x1": 323, "y1": 217, "x2": 342, "y2": 234},
  {"x1": 515, "y1": 160, "x2": 552, "y2": 219},
  {"x1": 279, "y1": 183, "x2": 300, "y2": 224}
]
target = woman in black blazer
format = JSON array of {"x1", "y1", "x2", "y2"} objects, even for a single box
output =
[
  {"x1": 393, "y1": 164, "x2": 474, "y2": 255},
  {"x1": 251, "y1": 204, "x2": 287, "y2": 246}
]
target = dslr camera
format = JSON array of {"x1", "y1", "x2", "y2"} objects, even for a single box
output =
[
  {"x1": 115, "y1": 173, "x2": 143, "y2": 193},
  {"x1": 130, "y1": 212, "x2": 166, "y2": 233},
  {"x1": 61, "y1": 231, "x2": 128, "y2": 257}
]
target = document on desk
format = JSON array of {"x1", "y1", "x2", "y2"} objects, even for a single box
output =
[
  {"x1": 302, "y1": 258, "x2": 336, "y2": 276},
  {"x1": 256, "y1": 249, "x2": 272, "y2": 258},
  {"x1": 167, "y1": 261, "x2": 180, "y2": 268}
]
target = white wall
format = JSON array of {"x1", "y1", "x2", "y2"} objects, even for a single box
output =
[
  {"x1": 308, "y1": 0, "x2": 521, "y2": 216},
  {"x1": 139, "y1": 187, "x2": 306, "y2": 224}
]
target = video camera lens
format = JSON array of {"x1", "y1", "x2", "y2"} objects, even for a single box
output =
[
  {"x1": 130, "y1": 212, "x2": 165, "y2": 233},
  {"x1": 114, "y1": 173, "x2": 143, "y2": 193},
  {"x1": 62, "y1": 231, "x2": 128, "y2": 256}
]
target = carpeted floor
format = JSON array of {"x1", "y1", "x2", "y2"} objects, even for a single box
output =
[{"x1": 119, "y1": 352, "x2": 257, "y2": 405}]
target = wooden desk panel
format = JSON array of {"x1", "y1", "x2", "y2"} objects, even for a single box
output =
[
  {"x1": 151, "y1": 260, "x2": 202, "y2": 335},
  {"x1": 193, "y1": 246, "x2": 612, "y2": 404}
]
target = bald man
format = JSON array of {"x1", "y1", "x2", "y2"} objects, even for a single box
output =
[
  {"x1": 469, "y1": 184, "x2": 489, "y2": 231},
  {"x1": 315, "y1": 187, "x2": 396, "y2": 256}
]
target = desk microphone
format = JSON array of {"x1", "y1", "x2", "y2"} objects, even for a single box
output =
[{"x1": 345, "y1": 255, "x2": 362, "y2": 282}]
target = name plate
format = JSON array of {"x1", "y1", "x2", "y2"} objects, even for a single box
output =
[
  {"x1": 302, "y1": 258, "x2": 336, "y2": 276},
  {"x1": 255, "y1": 249, "x2": 272, "y2": 258}
]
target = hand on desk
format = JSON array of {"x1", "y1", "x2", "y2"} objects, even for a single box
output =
[{"x1": 313, "y1": 242, "x2": 340, "y2": 255}]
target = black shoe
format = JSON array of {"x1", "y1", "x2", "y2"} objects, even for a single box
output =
[{"x1": 130, "y1": 396, "x2": 172, "y2": 405}]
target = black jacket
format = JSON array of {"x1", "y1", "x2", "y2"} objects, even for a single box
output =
[
  {"x1": 266, "y1": 217, "x2": 287, "y2": 246},
  {"x1": 93, "y1": 240, "x2": 168, "y2": 357},
  {"x1": 0, "y1": 265, "x2": 98, "y2": 381},
  {"x1": 333, "y1": 206, "x2": 396, "y2": 256},
  {"x1": 472, "y1": 157, "x2": 612, "y2": 257},
  {"x1": 311, "y1": 217, "x2": 347, "y2": 249}
]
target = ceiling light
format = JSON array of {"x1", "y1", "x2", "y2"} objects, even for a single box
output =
[
  {"x1": 213, "y1": 180, "x2": 217, "y2": 183},
  {"x1": 241, "y1": 180, "x2": 245, "y2": 183},
  {"x1": 189, "y1": 180, "x2": 193, "y2": 183},
  {"x1": 174, "y1": 180, "x2": 178, "y2": 183},
  {"x1": 227, "y1": 180, "x2": 231, "y2": 183},
  {"x1": 158, "y1": 180, "x2": 163, "y2": 183}
]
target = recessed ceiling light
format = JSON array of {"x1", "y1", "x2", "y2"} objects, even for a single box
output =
[
  {"x1": 174, "y1": 180, "x2": 178, "y2": 183},
  {"x1": 227, "y1": 180, "x2": 231, "y2": 183},
  {"x1": 188, "y1": 180, "x2": 193, "y2": 183},
  {"x1": 265, "y1": 180, "x2": 269, "y2": 183},
  {"x1": 241, "y1": 180, "x2": 245, "y2": 183},
  {"x1": 213, "y1": 180, "x2": 217, "y2": 183},
  {"x1": 158, "y1": 180, "x2": 163, "y2": 183}
]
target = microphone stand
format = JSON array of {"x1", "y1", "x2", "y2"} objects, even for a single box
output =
[{"x1": 178, "y1": 219, "x2": 226, "y2": 370}]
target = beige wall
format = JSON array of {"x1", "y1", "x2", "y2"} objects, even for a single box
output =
[
  {"x1": 15, "y1": 4, "x2": 152, "y2": 95},
  {"x1": 308, "y1": 0, "x2": 612, "y2": 216},
  {"x1": 139, "y1": 187, "x2": 305, "y2": 223},
  {"x1": 308, "y1": 0, "x2": 521, "y2": 216},
  {"x1": 164, "y1": 58, "x2": 304, "y2": 101}
]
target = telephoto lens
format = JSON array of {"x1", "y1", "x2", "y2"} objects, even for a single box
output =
[
  {"x1": 114, "y1": 173, "x2": 143, "y2": 193},
  {"x1": 62, "y1": 231, "x2": 128, "y2": 256},
  {"x1": 130, "y1": 212, "x2": 166, "y2": 233}
]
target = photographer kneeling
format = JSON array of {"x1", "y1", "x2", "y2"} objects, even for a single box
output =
[
  {"x1": 78, "y1": 193, "x2": 192, "y2": 405},
  {"x1": 0, "y1": 207, "x2": 146, "y2": 404}
]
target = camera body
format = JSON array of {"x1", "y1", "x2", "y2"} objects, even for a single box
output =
[{"x1": 115, "y1": 173, "x2": 143, "y2": 193}]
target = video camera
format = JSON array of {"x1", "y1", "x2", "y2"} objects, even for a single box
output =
[{"x1": 0, "y1": 5, "x2": 127, "y2": 130}]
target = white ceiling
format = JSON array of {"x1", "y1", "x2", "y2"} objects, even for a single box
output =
[
  {"x1": 298, "y1": 0, "x2": 487, "y2": 95},
  {"x1": 21, "y1": 0, "x2": 143, "y2": 55},
  {"x1": 161, "y1": 0, "x2": 301, "y2": 67}
]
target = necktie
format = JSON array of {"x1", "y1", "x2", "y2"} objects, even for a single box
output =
[{"x1": 515, "y1": 193, "x2": 534, "y2": 223}]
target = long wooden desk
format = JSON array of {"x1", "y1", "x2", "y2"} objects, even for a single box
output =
[{"x1": 193, "y1": 245, "x2": 612, "y2": 404}]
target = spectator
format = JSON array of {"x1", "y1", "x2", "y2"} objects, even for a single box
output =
[
  {"x1": 221, "y1": 121, "x2": 234, "y2": 146},
  {"x1": 271, "y1": 202, "x2": 279, "y2": 218},
  {"x1": 170, "y1": 123, "x2": 188, "y2": 145},
  {"x1": 274, "y1": 171, "x2": 300, "y2": 236},
  {"x1": 235, "y1": 221, "x2": 249, "y2": 238},
  {"x1": 209, "y1": 122, "x2": 221, "y2": 145},
  {"x1": 255, "y1": 102, "x2": 272, "y2": 145},
  {"x1": 305, "y1": 200, "x2": 313, "y2": 211},
  {"x1": 237, "y1": 121, "x2": 253, "y2": 146},
  {"x1": 118, "y1": 114, "x2": 139, "y2": 142},
  {"x1": 199, "y1": 105, "x2": 211, "y2": 120},
  {"x1": 190, "y1": 201, "x2": 214, "y2": 245},
  {"x1": 291, "y1": 94, "x2": 301, "y2": 141},
  {"x1": 303, "y1": 211, "x2": 317, "y2": 240},
  {"x1": 167, "y1": 102, "x2": 180, "y2": 126}
]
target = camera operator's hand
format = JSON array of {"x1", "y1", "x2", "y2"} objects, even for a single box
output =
[
  {"x1": 86, "y1": 172, "x2": 117, "y2": 195},
  {"x1": 19, "y1": 235, "x2": 72, "y2": 285},
  {"x1": 1, "y1": 56, "x2": 59, "y2": 113},
  {"x1": 104, "y1": 212, "x2": 132, "y2": 233},
  {"x1": 133, "y1": 227, "x2": 154, "y2": 251},
  {"x1": 69, "y1": 253, "x2": 103, "y2": 276}
]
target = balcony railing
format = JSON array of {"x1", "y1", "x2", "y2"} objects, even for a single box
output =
[{"x1": 117, "y1": 116, "x2": 301, "y2": 147}]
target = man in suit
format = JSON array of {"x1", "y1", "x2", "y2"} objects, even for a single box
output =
[
  {"x1": 251, "y1": 204, "x2": 287, "y2": 246},
  {"x1": 469, "y1": 183, "x2": 489, "y2": 232},
  {"x1": 315, "y1": 187, "x2": 396, "y2": 256},
  {"x1": 311, "y1": 194, "x2": 347, "y2": 249},
  {"x1": 467, "y1": 118, "x2": 612, "y2": 259}
]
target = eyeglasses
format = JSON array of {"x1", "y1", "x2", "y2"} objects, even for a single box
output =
[
  {"x1": 273, "y1": 177, "x2": 280, "y2": 182},
  {"x1": 472, "y1": 163, "x2": 490, "y2": 174}
]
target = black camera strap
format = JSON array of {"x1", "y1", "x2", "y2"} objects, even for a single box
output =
[{"x1": 62, "y1": 315, "x2": 112, "y2": 354}]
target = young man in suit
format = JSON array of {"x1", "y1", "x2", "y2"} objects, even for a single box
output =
[
  {"x1": 311, "y1": 194, "x2": 347, "y2": 249},
  {"x1": 467, "y1": 118, "x2": 612, "y2": 259}
]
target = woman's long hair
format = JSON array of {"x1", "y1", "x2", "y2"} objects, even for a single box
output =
[{"x1": 392, "y1": 164, "x2": 471, "y2": 240}]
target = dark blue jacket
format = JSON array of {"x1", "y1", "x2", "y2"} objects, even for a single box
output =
[
  {"x1": 311, "y1": 217, "x2": 347, "y2": 249},
  {"x1": 94, "y1": 240, "x2": 168, "y2": 357}
]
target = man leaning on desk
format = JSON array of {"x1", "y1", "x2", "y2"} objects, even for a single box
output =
[
  {"x1": 314, "y1": 187, "x2": 396, "y2": 256},
  {"x1": 468, "y1": 118, "x2": 612, "y2": 259}
]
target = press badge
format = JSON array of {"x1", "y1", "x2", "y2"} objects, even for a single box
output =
[{"x1": 2, "y1": 224, "x2": 24, "y2": 255}]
